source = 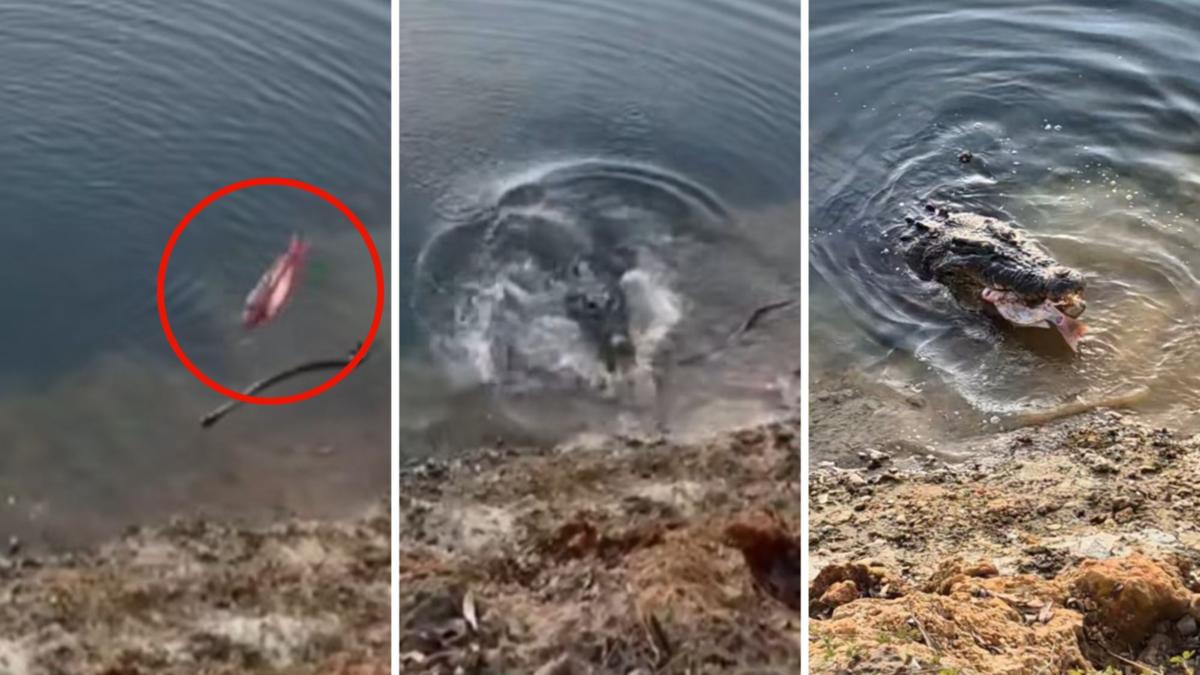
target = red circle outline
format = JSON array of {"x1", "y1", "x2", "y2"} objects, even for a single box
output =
[{"x1": 156, "y1": 177, "x2": 384, "y2": 405}]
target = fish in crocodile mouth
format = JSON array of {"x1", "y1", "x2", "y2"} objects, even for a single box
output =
[
  {"x1": 981, "y1": 287, "x2": 1087, "y2": 352},
  {"x1": 899, "y1": 207, "x2": 1088, "y2": 351}
]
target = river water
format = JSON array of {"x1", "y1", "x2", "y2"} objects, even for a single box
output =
[
  {"x1": 399, "y1": 0, "x2": 802, "y2": 456},
  {"x1": 811, "y1": 0, "x2": 1200, "y2": 454},
  {"x1": 0, "y1": 0, "x2": 389, "y2": 548}
]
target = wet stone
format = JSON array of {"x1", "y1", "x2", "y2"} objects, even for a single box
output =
[{"x1": 1178, "y1": 615, "x2": 1198, "y2": 637}]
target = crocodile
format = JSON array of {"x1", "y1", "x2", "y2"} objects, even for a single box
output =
[
  {"x1": 440, "y1": 191, "x2": 640, "y2": 376},
  {"x1": 563, "y1": 254, "x2": 636, "y2": 373},
  {"x1": 898, "y1": 204, "x2": 1087, "y2": 330}
]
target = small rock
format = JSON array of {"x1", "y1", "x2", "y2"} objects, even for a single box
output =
[
  {"x1": 534, "y1": 654, "x2": 582, "y2": 675},
  {"x1": 858, "y1": 449, "x2": 890, "y2": 470},
  {"x1": 1137, "y1": 632, "x2": 1173, "y2": 664},
  {"x1": 819, "y1": 580, "x2": 859, "y2": 608},
  {"x1": 1083, "y1": 452, "x2": 1118, "y2": 474},
  {"x1": 1178, "y1": 614, "x2": 1197, "y2": 636}
]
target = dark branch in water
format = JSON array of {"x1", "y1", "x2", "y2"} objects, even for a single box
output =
[
  {"x1": 735, "y1": 298, "x2": 797, "y2": 336},
  {"x1": 201, "y1": 342, "x2": 371, "y2": 428},
  {"x1": 677, "y1": 298, "x2": 797, "y2": 366}
]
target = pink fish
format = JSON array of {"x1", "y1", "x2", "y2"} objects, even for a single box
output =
[
  {"x1": 242, "y1": 234, "x2": 309, "y2": 329},
  {"x1": 1047, "y1": 309, "x2": 1088, "y2": 353},
  {"x1": 981, "y1": 288, "x2": 1088, "y2": 352}
]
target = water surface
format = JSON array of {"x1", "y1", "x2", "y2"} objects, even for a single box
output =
[
  {"x1": 0, "y1": 0, "x2": 389, "y2": 548},
  {"x1": 399, "y1": 0, "x2": 802, "y2": 455},
  {"x1": 812, "y1": 0, "x2": 1200, "y2": 453}
]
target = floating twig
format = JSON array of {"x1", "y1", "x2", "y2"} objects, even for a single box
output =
[{"x1": 677, "y1": 297, "x2": 797, "y2": 365}]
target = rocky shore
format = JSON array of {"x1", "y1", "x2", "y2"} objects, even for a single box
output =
[
  {"x1": 809, "y1": 410, "x2": 1200, "y2": 674},
  {"x1": 396, "y1": 416, "x2": 802, "y2": 674},
  {"x1": 0, "y1": 500, "x2": 390, "y2": 675}
]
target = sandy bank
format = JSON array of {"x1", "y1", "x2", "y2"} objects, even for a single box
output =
[
  {"x1": 396, "y1": 416, "x2": 802, "y2": 674},
  {"x1": 0, "y1": 500, "x2": 389, "y2": 675}
]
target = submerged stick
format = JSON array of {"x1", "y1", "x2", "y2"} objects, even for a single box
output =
[
  {"x1": 1003, "y1": 386, "x2": 1150, "y2": 430},
  {"x1": 201, "y1": 342, "x2": 371, "y2": 428},
  {"x1": 735, "y1": 298, "x2": 797, "y2": 336},
  {"x1": 677, "y1": 297, "x2": 797, "y2": 366}
]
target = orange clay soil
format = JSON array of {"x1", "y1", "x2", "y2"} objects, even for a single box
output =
[{"x1": 809, "y1": 411, "x2": 1200, "y2": 674}]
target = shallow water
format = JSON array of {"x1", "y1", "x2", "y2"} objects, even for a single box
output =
[
  {"x1": 0, "y1": 0, "x2": 389, "y2": 548},
  {"x1": 811, "y1": 0, "x2": 1200, "y2": 446},
  {"x1": 399, "y1": 0, "x2": 801, "y2": 455}
]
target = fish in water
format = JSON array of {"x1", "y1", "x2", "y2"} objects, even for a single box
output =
[
  {"x1": 242, "y1": 234, "x2": 310, "y2": 329},
  {"x1": 981, "y1": 288, "x2": 1087, "y2": 352}
]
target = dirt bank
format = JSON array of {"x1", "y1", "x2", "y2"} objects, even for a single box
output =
[
  {"x1": 0, "y1": 500, "x2": 390, "y2": 675},
  {"x1": 396, "y1": 416, "x2": 802, "y2": 674},
  {"x1": 809, "y1": 409, "x2": 1200, "y2": 674}
]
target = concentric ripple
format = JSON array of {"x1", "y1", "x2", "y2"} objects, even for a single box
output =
[
  {"x1": 410, "y1": 158, "x2": 798, "y2": 440},
  {"x1": 415, "y1": 161, "x2": 722, "y2": 382}
]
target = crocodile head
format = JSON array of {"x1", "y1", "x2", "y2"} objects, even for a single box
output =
[
  {"x1": 900, "y1": 207, "x2": 1086, "y2": 319},
  {"x1": 563, "y1": 258, "x2": 635, "y2": 372}
]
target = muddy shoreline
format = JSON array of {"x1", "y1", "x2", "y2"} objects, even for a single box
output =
[
  {"x1": 396, "y1": 414, "x2": 802, "y2": 674},
  {"x1": 0, "y1": 499, "x2": 389, "y2": 675},
  {"x1": 809, "y1": 377, "x2": 1200, "y2": 674}
]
